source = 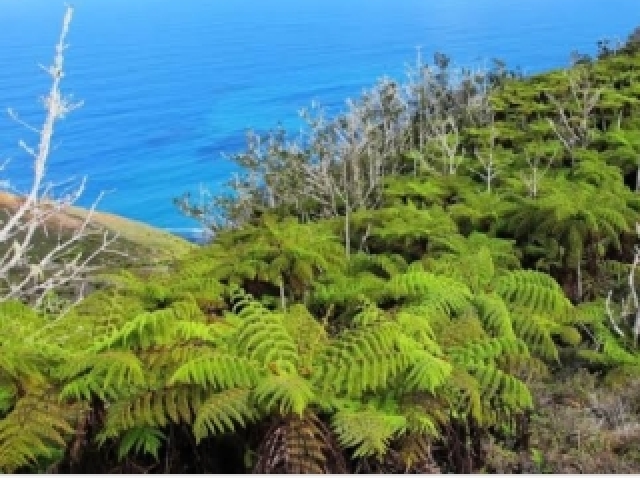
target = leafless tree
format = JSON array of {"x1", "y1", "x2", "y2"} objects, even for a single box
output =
[
  {"x1": 1, "y1": 5, "x2": 119, "y2": 308},
  {"x1": 181, "y1": 49, "x2": 496, "y2": 248},
  {"x1": 546, "y1": 66, "x2": 602, "y2": 165},
  {"x1": 604, "y1": 225, "x2": 640, "y2": 344},
  {"x1": 299, "y1": 100, "x2": 384, "y2": 258},
  {"x1": 404, "y1": 52, "x2": 491, "y2": 175},
  {"x1": 520, "y1": 149, "x2": 557, "y2": 198},
  {"x1": 470, "y1": 115, "x2": 500, "y2": 193}
]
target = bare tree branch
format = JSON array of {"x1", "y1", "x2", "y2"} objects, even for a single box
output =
[
  {"x1": 546, "y1": 66, "x2": 602, "y2": 164},
  {"x1": 0, "y1": 5, "x2": 120, "y2": 307}
]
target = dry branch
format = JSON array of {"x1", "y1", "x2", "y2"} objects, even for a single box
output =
[{"x1": 0, "y1": 5, "x2": 120, "y2": 307}]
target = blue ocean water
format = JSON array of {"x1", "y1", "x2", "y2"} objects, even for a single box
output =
[{"x1": 0, "y1": 0, "x2": 638, "y2": 234}]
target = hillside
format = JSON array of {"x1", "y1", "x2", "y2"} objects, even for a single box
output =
[
  {"x1": 0, "y1": 191, "x2": 195, "y2": 266},
  {"x1": 2, "y1": 39, "x2": 640, "y2": 474}
]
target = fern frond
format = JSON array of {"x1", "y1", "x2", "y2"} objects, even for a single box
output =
[
  {"x1": 170, "y1": 275, "x2": 225, "y2": 304},
  {"x1": 101, "y1": 386, "x2": 206, "y2": 437},
  {"x1": 394, "y1": 305, "x2": 443, "y2": 355},
  {"x1": 474, "y1": 293, "x2": 516, "y2": 339},
  {"x1": 443, "y1": 369, "x2": 483, "y2": 422},
  {"x1": 112, "y1": 426, "x2": 166, "y2": 461},
  {"x1": 348, "y1": 252, "x2": 408, "y2": 278},
  {"x1": 570, "y1": 300, "x2": 606, "y2": 326},
  {"x1": 312, "y1": 272, "x2": 388, "y2": 306},
  {"x1": 352, "y1": 300, "x2": 389, "y2": 327},
  {"x1": 0, "y1": 300, "x2": 47, "y2": 341},
  {"x1": 52, "y1": 291, "x2": 147, "y2": 343},
  {"x1": 0, "y1": 345, "x2": 50, "y2": 382},
  {"x1": 193, "y1": 388, "x2": 258, "y2": 442},
  {"x1": 140, "y1": 344, "x2": 213, "y2": 370},
  {"x1": 60, "y1": 351, "x2": 146, "y2": 401},
  {"x1": 0, "y1": 392, "x2": 77, "y2": 473},
  {"x1": 283, "y1": 305, "x2": 328, "y2": 366},
  {"x1": 391, "y1": 433, "x2": 440, "y2": 473},
  {"x1": 331, "y1": 409, "x2": 407, "y2": 458},
  {"x1": 388, "y1": 272, "x2": 472, "y2": 315},
  {"x1": 313, "y1": 324, "x2": 409, "y2": 396},
  {"x1": 93, "y1": 300, "x2": 206, "y2": 351},
  {"x1": 493, "y1": 270, "x2": 571, "y2": 314},
  {"x1": 469, "y1": 364, "x2": 533, "y2": 414},
  {"x1": 168, "y1": 354, "x2": 261, "y2": 391},
  {"x1": 402, "y1": 408, "x2": 440, "y2": 437},
  {"x1": 401, "y1": 349, "x2": 452, "y2": 393},
  {"x1": 496, "y1": 353, "x2": 549, "y2": 380},
  {"x1": 425, "y1": 246, "x2": 497, "y2": 294},
  {"x1": 0, "y1": 386, "x2": 16, "y2": 415},
  {"x1": 252, "y1": 374, "x2": 315, "y2": 416},
  {"x1": 447, "y1": 337, "x2": 529, "y2": 366},
  {"x1": 511, "y1": 311, "x2": 559, "y2": 362},
  {"x1": 233, "y1": 316, "x2": 299, "y2": 366}
]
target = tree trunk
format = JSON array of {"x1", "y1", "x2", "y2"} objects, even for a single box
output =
[
  {"x1": 279, "y1": 279, "x2": 286, "y2": 312},
  {"x1": 344, "y1": 203, "x2": 351, "y2": 260},
  {"x1": 576, "y1": 261, "x2": 583, "y2": 303}
]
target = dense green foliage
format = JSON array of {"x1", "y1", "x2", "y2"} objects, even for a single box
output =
[{"x1": 3, "y1": 33, "x2": 640, "y2": 473}]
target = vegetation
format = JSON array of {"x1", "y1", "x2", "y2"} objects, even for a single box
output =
[{"x1": 3, "y1": 7, "x2": 640, "y2": 474}]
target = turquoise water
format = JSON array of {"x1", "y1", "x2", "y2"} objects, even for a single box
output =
[{"x1": 0, "y1": 0, "x2": 637, "y2": 234}]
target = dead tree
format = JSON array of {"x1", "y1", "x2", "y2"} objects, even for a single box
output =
[
  {"x1": 605, "y1": 225, "x2": 640, "y2": 344},
  {"x1": 520, "y1": 149, "x2": 557, "y2": 198},
  {"x1": 546, "y1": 66, "x2": 602, "y2": 165},
  {"x1": 299, "y1": 100, "x2": 384, "y2": 258},
  {"x1": 404, "y1": 53, "x2": 492, "y2": 176},
  {"x1": 0, "y1": 5, "x2": 119, "y2": 308}
]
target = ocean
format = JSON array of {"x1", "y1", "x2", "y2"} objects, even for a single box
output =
[{"x1": 0, "y1": 0, "x2": 638, "y2": 237}]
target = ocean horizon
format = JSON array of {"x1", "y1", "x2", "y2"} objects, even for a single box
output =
[{"x1": 0, "y1": 0, "x2": 638, "y2": 236}]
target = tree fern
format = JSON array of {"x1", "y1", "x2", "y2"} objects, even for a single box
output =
[{"x1": 253, "y1": 413, "x2": 347, "y2": 474}]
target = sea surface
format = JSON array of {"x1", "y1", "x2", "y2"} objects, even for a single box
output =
[{"x1": 0, "y1": 0, "x2": 638, "y2": 237}]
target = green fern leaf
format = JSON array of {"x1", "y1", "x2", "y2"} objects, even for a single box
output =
[
  {"x1": 252, "y1": 374, "x2": 315, "y2": 416},
  {"x1": 388, "y1": 271, "x2": 472, "y2": 315},
  {"x1": 474, "y1": 293, "x2": 516, "y2": 339},
  {"x1": 169, "y1": 354, "x2": 261, "y2": 390},
  {"x1": 493, "y1": 270, "x2": 571, "y2": 314},
  {"x1": 193, "y1": 388, "x2": 258, "y2": 442},
  {"x1": 331, "y1": 409, "x2": 407, "y2": 458},
  {"x1": 60, "y1": 351, "x2": 146, "y2": 401},
  {"x1": 0, "y1": 392, "x2": 76, "y2": 473},
  {"x1": 114, "y1": 426, "x2": 166, "y2": 461}
]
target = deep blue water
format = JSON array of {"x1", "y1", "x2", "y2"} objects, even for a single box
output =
[{"x1": 0, "y1": 0, "x2": 638, "y2": 234}]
